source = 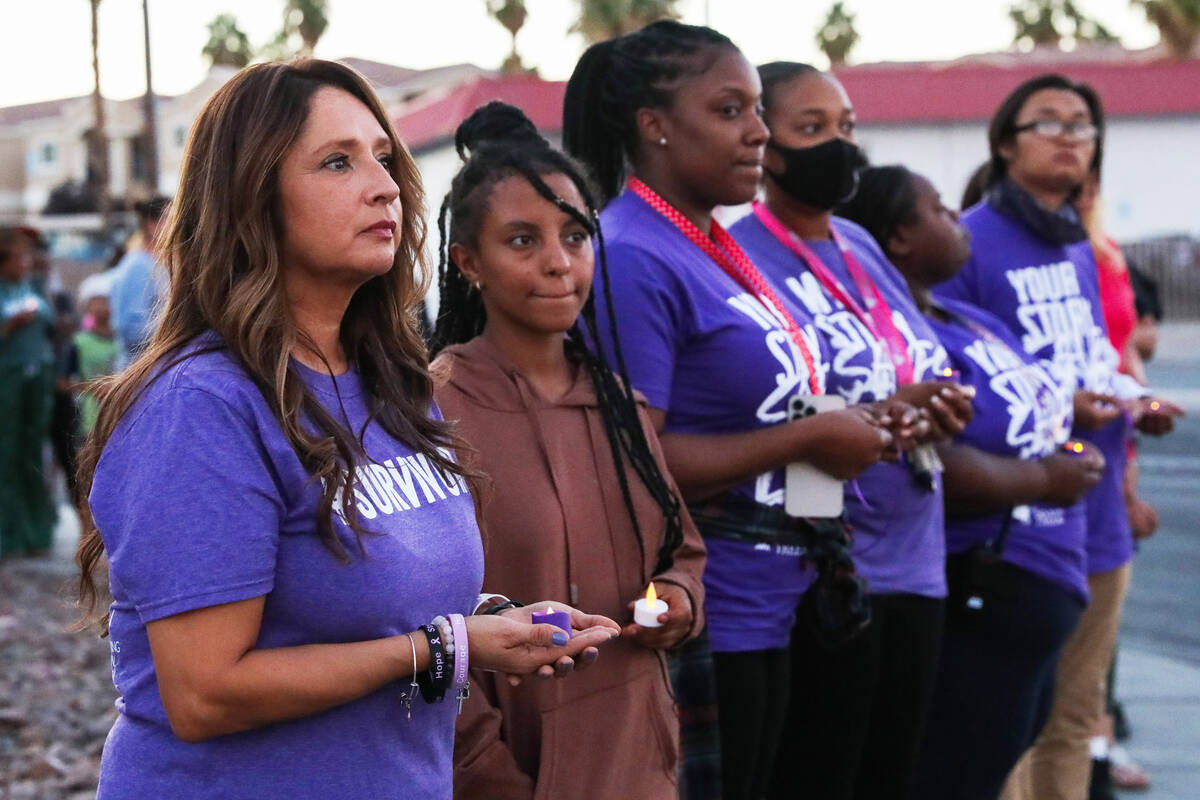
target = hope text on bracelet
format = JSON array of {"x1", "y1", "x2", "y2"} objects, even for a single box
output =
[{"x1": 417, "y1": 624, "x2": 449, "y2": 703}]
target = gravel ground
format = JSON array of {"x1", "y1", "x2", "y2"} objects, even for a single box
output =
[{"x1": 0, "y1": 557, "x2": 116, "y2": 800}]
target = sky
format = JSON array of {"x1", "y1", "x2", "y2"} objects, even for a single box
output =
[{"x1": 0, "y1": 0, "x2": 1161, "y2": 108}]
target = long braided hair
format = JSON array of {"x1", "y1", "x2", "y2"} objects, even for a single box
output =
[
  {"x1": 561, "y1": 19, "x2": 736, "y2": 205},
  {"x1": 429, "y1": 101, "x2": 684, "y2": 576}
]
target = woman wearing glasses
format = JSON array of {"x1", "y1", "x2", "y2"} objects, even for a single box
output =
[{"x1": 934, "y1": 74, "x2": 1177, "y2": 800}]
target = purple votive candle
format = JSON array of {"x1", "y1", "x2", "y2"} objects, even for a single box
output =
[{"x1": 530, "y1": 607, "x2": 572, "y2": 638}]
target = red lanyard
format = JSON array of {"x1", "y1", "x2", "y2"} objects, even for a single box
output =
[
  {"x1": 752, "y1": 202, "x2": 916, "y2": 386},
  {"x1": 629, "y1": 178, "x2": 822, "y2": 395}
]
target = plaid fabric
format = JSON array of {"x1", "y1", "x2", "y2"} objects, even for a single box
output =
[
  {"x1": 687, "y1": 492, "x2": 817, "y2": 549},
  {"x1": 669, "y1": 627, "x2": 722, "y2": 800}
]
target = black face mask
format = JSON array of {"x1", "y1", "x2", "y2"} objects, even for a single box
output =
[{"x1": 765, "y1": 138, "x2": 869, "y2": 210}]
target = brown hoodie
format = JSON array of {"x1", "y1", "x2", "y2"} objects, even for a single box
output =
[{"x1": 433, "y1": 337, "x2": 706, "y2": 800}]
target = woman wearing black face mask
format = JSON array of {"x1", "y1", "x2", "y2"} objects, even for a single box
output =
[{"x1": 729, "y1": 63, "x2": 975, "y2": 800}]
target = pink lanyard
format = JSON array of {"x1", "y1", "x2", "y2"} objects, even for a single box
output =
[
  {"x1": 752, "y1": 202, "x2": 916, "y2": 386},
  {"x1": 630, "y1": 179, "x2": 822, "y2": 396}
]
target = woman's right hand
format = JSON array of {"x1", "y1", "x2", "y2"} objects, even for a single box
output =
[
  {"x1": 800, "y1": 407, "x2": 894, "y2": 480},
  {"x1": 465, "y1": 610, "x2": 620, "y2": 686},
  {"x1": 1039, "y1": 445, "x2": 1105, "y2": 506}
]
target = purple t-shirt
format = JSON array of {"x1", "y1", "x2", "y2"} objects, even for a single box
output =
[
  {"x1": 595, "y1": 189, "x2": 826, "y2": 653},
  {"x1": 927, "y1": 298, "x2": 1089, "y2": 603},
  {"x1": 937, "y1": 200, "x2": 1133, "y2": 575},
  {"x1": 89, "y1": 335, "x2": 484, "y2": 799},
  {"x1": 731, "y1": 213, "x2": 949, "y2": 598}
]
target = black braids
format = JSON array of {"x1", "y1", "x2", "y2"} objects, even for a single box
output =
[
  {"x1": 575, "y1": 270, "x2": 684, "y2": 576},
  {"x1": 586, "y1": 219, "x2": 684, "y2": 558},
  {"x1": 564, "y1": 20, "x2": 736, "y2": 205},
  {"x1": 836, "y1": 165, "x2": 921, "y2": 257},
  {"x1": 758, "y1": 61, "x2": 819, "y2": 126}
]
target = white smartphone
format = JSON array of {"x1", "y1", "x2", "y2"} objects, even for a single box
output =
[{"x1": 785, "y1": 394, "x2": 847, "y2": 518}]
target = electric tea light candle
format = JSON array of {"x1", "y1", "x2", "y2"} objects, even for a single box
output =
[
  {"x1": 633, "y1": 582, "x2": 668, "y2": 628},
  {"x1": 530, "y1": 607, "x2": 572, "y2": 638}
]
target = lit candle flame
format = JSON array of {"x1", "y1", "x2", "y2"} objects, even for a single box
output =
[{"x1": 645, "y1": 582, "x2": 657, "y2": 605}]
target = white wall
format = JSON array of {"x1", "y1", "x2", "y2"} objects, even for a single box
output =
[
  {"x1": 1100, "y1": 117, "x2": 1200, "y2": 240},
  {"x1": 855, "y1": 116, "x2": 1200, "y2": 240},
  {"x1": 855, "y1": 121, "x2": 989, "y2": 213}
]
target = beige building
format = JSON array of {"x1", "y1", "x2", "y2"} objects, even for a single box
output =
[{"x1": 0, "y1": 59, "x2": 484, "y2": 224}]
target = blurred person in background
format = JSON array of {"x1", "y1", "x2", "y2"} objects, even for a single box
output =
[
  {"x1": 110, "y1": 196, "x2": 170, "y2": 362},
  {"x1": 1076, "y1": 166, "x2": 1169, "y2": 798},
  {"x1": 67, "y1": 286, "x2": 119, "y2": 439},
  {"x1": 0, "y1": 226, "x2": 56, "y2": 557}
]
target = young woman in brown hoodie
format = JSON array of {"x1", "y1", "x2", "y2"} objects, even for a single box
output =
[{"x1": 429, "y1": 102, "x2": 707, "y2": 800}]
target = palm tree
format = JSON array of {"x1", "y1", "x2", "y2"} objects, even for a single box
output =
[
  {"x1": 487, "y1": 0, "x2": 528, "y2": 74},
  {"x1": 284, "y1": 0, "x2": 329, "y2": 56},
  {"x1": 816, "y1": 1, "x2": 860, "y2": 66},
  {"x1": 1008, "y1": 0, "x2": 1119, "y2": 49},
  {"x1": 89, "y1": 0, "x2": 110, "y2": 223},
  {"x1": 1133, "y1": 0, "x2": 1200, "y2": 57},
  {"x1": 202, "y1": 13, "x2": 254, "y2": 68},
  {"x1": 571, "y1": 0, "x2": 679, "y2": 44}
]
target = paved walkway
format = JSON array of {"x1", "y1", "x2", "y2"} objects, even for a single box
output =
[{"x1": 1113, "y1": 648, "x2": 1200, "y2": 798}]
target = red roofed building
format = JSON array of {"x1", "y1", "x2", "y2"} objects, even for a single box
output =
[
  {"x1": 831, "y1": 50, "x2": 1200, "y2": 239},
  {"x1": 394, "y1": 74, "x2": 566, "y2": 155},
  {"x1": 397, "y1": 50, "x2": 1198, "y2": 241},
  {"x1": 393, "y1": 74, "x2": 568, "y2": 268}
]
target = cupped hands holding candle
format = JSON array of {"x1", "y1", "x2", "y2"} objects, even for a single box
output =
[
  {"x1": 623, "y1": 581, "x2": 694, "y2": 649},
  {"x1": 483, "y1": 601, "x2": 620, "y2": 686},
  {"x1": 1129, "y1": 394, "x2": 1185, "y2": 436}
]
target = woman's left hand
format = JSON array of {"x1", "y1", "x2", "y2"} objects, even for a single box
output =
[
  {"x1": 895, "y1": 381, "x2": 975, "y2": 441},
  {"x1": 622, "y1": 581, "x2": 693, "y2": 650},
  {"x1": 484, "y1": 602, "x2": 620, "y2": 686}
]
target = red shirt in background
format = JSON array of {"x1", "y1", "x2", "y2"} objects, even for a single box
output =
[{"x1": 1094, "y1": 235, "x2": 1136, "y2": 376}]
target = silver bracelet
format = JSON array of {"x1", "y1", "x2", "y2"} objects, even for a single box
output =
[{"x1": 401, "y1": 633, "x2": 419, "y2": 719}]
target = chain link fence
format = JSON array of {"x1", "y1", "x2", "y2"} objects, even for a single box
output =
[{"x1": 1121, "y1": 236, "x2": 1200, "y2": 320}]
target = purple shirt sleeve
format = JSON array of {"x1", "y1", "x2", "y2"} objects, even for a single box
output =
[
  {"x1": 93, "y1": 386, "x2": 284, "y2": 623},
  {"x1": 595, "y1": 240, "x2": 687, "y2": 411}
]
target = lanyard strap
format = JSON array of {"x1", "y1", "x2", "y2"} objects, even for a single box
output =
[
  {"x1": 629, "y1": 179, "x2": 822, "y2": 395},
  {"x1": 928, "y1": 297, "x2": 1007, "y2": 347},
  {"x1": 752, "y1": 202, "x2": 916, "y2": 385}
]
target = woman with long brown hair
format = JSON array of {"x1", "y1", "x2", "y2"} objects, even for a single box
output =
[{"x1": 75, "y1": 59, "x2": 617, "y2": 799}]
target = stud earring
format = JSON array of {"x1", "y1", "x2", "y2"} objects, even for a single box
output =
[
  {"x1": 658, "y1": 137, "x2": 668, "y2": 147},
  {"x1": 472, "y1": 281, "x2": 482, "y2": 290}
]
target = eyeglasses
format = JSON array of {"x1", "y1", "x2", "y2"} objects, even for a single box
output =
[{"x1": 1012, "y1": 120, "x2": 1098, "y2": 142}]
